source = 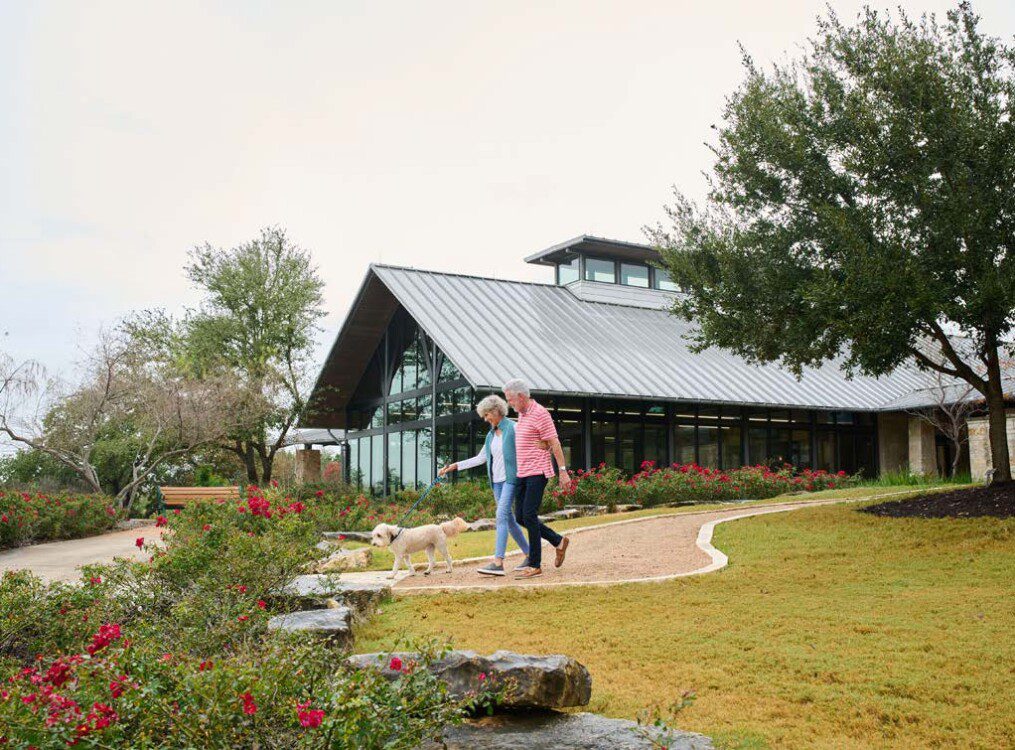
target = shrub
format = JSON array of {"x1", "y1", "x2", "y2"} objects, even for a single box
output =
[
  {"x1": 0, "y1": 490, "x2": 123, "y2": 550},
  {"x1": 0, "y1": 484, "x2": 487, "y2": 747},
  {"x1": 550, "y1": 462, "x2": 858, "y2": 509}
]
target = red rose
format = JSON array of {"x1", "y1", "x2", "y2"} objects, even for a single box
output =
[
  {"x1": 388, "y1": 656, "x2": 403, "y2": 671},
  {"x1": 202, "y1": 524, "x2": 211, "y2": 532},
  {"x1": 257, "y1": 600, "x2": 267, "y2": 609},
  {"x1": 135, "y1": 537, "x2": 144, "y2": 549},
  {"x1": 155, "y1": 515, "x2": 168, "y2": 527},
  {"x1": 240, "y1": 691, "x2": 257, "y2": 715}
]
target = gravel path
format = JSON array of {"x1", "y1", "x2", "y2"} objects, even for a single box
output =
[
  {"x1": 393, "y1": 499, "x2": 843, "y2": 592},
  {"x1": 0, "y1": 525, "x2": 161, "y2": 583}
]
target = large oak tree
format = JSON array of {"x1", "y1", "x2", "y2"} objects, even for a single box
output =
[{"x1": 652, "y1": 2, "x2": 1015, "y2": 482}]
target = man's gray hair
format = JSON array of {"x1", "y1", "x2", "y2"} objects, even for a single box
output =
[
  {"x1": 475, "y1": 394, "x2": 508, "y2": 419},
  {"x1": 502, "y1": 378, "x2": 530, "y2": 397}
]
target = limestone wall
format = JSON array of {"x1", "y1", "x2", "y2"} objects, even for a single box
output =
[
  {"x1": 967, "y1": 409, "x2": 1015, "y2": 481},
  {"x1": 877, "y1": 412, "x2": 909, "y2": 475}
]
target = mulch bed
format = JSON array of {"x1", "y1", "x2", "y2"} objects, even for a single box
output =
[{"x1": 861, "y1": 484, "x2": 1015, "y2": 519}]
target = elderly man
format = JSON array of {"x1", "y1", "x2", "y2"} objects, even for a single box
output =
[{"x1": 502, "y1": 378, "x2": 572, "y2": 579}]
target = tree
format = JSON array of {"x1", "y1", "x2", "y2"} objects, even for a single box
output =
[
  {"x1": 130, "y1": 227, "x2": 326, "y2": 484},
  {"x1": 0, "y1": 331, "x2": 248, "y2": 507},
  {"x1": 650, "y1": 2, "x2": 1015, "y2": 482}
]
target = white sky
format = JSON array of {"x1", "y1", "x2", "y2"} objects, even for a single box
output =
[{"x1": 2, "y1": 0, "x2": 1013, "y2": 380}]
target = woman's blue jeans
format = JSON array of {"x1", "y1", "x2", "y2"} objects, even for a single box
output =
[{"x1": 491, "y1": 481, "x2": 529, "y2": 560}]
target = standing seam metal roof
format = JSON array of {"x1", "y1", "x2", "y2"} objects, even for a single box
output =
[{"x1": 369, "y1": 264, "x2": 957, "y2": 411}]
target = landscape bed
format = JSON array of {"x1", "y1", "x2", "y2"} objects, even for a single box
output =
[{"x1": 354, "y1": 486, "x2": 1013, "y2": 749}]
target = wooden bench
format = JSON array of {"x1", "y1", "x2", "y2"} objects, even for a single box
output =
[{"x1": 156, "y1": 486, "x2": 242, "y2": 511}]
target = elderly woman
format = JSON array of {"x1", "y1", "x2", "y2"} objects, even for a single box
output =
[{"x1": 438, "y1": 394, "x2": 530, "y2": 576}]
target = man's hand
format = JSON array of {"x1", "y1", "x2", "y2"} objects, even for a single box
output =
[{"x1": 558, "y1": 469, "x2": 572, "y2": 491}]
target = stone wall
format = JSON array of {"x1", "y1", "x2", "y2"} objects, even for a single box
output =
[
  {"x1": 966, "y1": 409, "x2": 1015, "y2": 481},
  {"x1": 877, "y1": 412, "x2": 909, "y2": 475},
  {"x1": 295, "y1": 448, "x2": 322, "y2": 484},
  {"x1": 908, "y1": 416, "x2": 938, "y2": 477}
]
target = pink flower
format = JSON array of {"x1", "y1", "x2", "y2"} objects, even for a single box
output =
[
  {"x1": 88, "y1": 576, "x2": 102, "y2": 586},
  {"x1": 155, "y1": 515, "x2": 168, "y2": 527},
  {"x1": 160, "y1": 653, "x2": 172, "y2": 662},
  {"x1": 240, "y1": 691, "x2": 257, "y2": 715},
  {"x1": 202, "y1": 524, "x2": 211, "y2": 532},
  {"x1": 135, "y1": 537, "x2": 144, "y2": 549},
  {"x1": 238, "y1": 615, "x2": 249, "y2": 622},
  {"x1": 388, "y1": 656, "x2": 403, "y2": 671},
  {"x1": 257, "y1": 600, "x2": 267, "y2": 609},
  {"x1": 199, "y1": 660, "x2": 213, "y2": 672}
]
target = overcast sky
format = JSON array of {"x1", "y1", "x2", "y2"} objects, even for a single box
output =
[{"x1": 3, "y1": 0, "x2": 1014, "y2": 381}]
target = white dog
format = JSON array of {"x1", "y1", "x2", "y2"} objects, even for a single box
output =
[{"x1": 370, "y1": 517, "x2": 470, "y2": 578}]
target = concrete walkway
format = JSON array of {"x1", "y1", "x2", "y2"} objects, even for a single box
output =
[{"x1": 0, "y1": 525, "x2": 160, "y2": 583}]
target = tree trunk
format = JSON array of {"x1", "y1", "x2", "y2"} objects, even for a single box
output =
[
  {"x1": 984, "y1": 345, "x2": 1012, "y2": 483},
  {"x1": 242, "y1": 443, "x2": 260, "y2": 484}
]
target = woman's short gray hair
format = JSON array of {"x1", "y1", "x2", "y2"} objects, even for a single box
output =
[
  {"x1": 502, "y1": 378, "x2": 530, "y2": 397},
  {"x1": 476, "y1": 394, "x2": 509, "y2": 418}
]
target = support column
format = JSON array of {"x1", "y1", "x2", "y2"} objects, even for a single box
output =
[
  {"x1": 295, "y1": 447, "x2": 322, "y2": 484},
  {"x1": 877, "y1": 412, "x2": 908, "y2": 475},
  {"x1": 967, "y1": 409, "x2": 1015, "y2": 481},
  {"x1": 907, "y1": 416, "x2": 937, "y2": 477}
]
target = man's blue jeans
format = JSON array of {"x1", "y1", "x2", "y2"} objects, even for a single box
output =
[
  {"x1": 513, "y1": 475, "x2": 563, "y2": 569},
  {"x1": 491, "y1": 481, "x2": 529, "y2": 559}
]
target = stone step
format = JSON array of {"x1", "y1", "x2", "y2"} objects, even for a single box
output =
[
  {"x1": 279, "y1": 574, "x2": 390, "y2": 619},
  {"x1": 268, "y1": 607, "x2": 352, "y2": 646},
  {"x1": 347, "y1": 650, "x2": 592, "y2": 710},
  {"x1": 316, "y1": 547, "x2": 372, "y2": 572},
  {"x1": 427, "y1": 712, "x2": 714, "y2": 749}
]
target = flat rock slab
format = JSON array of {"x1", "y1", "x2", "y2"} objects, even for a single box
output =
[
  {"x1": 469, "y1": 518, "x2": 497, "y2": 532},
  {"x1": 428, "y1": 712, "x2": 714, "y2": 750},
  {"x1": 280, "y1": 575, "x2": 389, "y2": 618},
  {"x1": 268, "y1": 607, "x2": 352, "y2": 646},
  {"x1": 322, "y1": 530, "x2": 372, "y2": 542},
  {"x1": 347, "y1": 650, "x2": 591, "y2": 709}
]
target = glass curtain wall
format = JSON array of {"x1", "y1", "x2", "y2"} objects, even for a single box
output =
[{"x1": 345, "y1": 311, "x2": 880, "y2": 491}]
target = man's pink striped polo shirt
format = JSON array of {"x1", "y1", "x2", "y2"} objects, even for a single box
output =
[{"x1": 515, "y1": 399, "x2": 558, "y2": 478}]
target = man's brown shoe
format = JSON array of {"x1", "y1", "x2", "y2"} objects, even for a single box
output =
[
  {"x1": 515, "y1": 567, "x2": 543, "y2": 579},
  {"x1": 555, "y1": 537, "x2": 570, "y2": 568}
]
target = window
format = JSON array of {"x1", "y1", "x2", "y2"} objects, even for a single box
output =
[
  {"x1": 557, "y1": 256, "x2": 580, "y2": 285},
  {"x1": 816, "y1": 431, "x2": 835, "y2": 471},
  {"x1": 401, "y1": 430, "x2": 417, "y2": 487},
  {"x1": 748, "y1": 427, "x2": 768, "y2": 465},
  {"x1": 644, "y1": 420, "x2": 667, "y2": 468},
  {"x1": 721, "y1": 425, "x2": 742, "y2": 469},
  {"x1": 439, "y1": 356, "x2": 462, "y2": 383},
  {"x1": 619, "y1": 420, "x2": 642, "y2": 475},
  {"x1": 417, "y1": 428, "x2": 433, "y2": 484},
  {"x1": 620, "y1": 263, "x2": 649, "y2": 288},
  {"x1": 698, "y1": 425, "x2": 719, "y2": 468},
  {"x1": 387, "y1": 432, "x2": 402, "y2": 491},
  {"x1": 584, "y1": 258, "x2": 616, "y2": 283},
  {"x1": 591, "y1": 419, "x2": 616, "y2": 467},
  {"x1": 790, "y1": 429, "x2": 811, "y2": 468},
  {"x1": 348, "y1": 440, "x2": 360, "y2": 488},
  {"x1": 674, "y1": 424, "x2": 696, "y2": 465},
  {"x1": 654, "y1": 268, "x2": 679, "y2": 291},
  {"x1": 371, "y1": 435, "x2": 384, "y2": 494}
]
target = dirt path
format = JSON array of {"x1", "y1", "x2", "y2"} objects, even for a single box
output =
[
  {"x1": 392, "y1": 499, "x2": 847, "y2": 593},
  {"x1": 0, "y1": 525, "x2": 160, "y2": 583}
]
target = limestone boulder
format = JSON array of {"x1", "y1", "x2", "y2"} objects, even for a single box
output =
[
  {"x1": 279, "y1": 575, "x2": 389, "y2": 618},
  {"x1": 426, "y1": 712, "x2": 714, "y2": 750},
  {"x1": 317, "y1": 547, "x2": 372, "y2": 572},
  {"x1": 346, "y1": 650, "x2": 592, "y2": 709},
  {"x1": 267, "y1": 607, "x2": 352, "y2": 646},
  {"x1": 614, "y1": 504, "x2": 643, "y2": 513},
  {"x1": 469, "y1": 518, "x2": 497, "y2": 532}
]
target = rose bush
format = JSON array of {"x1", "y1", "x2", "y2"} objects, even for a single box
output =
[
  {"x1": 0, "y1": 490, "x2": 122, "y2": 550},
  {"x1": 551, "y1": 462, "x2": 857, "y2": 509},
  {"x1": 0, "y1": 484, "x2": 491, "y2": 747}
]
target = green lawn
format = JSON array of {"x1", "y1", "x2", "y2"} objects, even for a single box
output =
[
  {"x1": 352, "y1": 484, "x2": 959, "y2": 571},
  {"x1": 354, "y1": 488, "x2": 1013, "y2": 749}
]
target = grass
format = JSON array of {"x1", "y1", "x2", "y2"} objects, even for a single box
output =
[
  {"x1": 353, "y1": 486, "x2": 1012, "y2": 749},
  {"x1": 351, "y1": 483, "x2": 963, "y2": 571}
]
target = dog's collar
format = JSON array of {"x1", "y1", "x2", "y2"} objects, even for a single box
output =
[{"x1": 390, "y1": 526, "x2": 403, "y2": 543}]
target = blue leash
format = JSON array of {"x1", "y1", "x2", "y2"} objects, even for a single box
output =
[{"x1": 390, "y1": 476, "x2": 444, "y2": 541}]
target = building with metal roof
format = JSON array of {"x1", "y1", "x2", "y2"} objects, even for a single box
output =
[{"x1": 304, "y1": 236, "x2": 1008, "y2": 493}]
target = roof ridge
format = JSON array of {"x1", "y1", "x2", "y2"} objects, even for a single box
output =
[
  {"x1": 371, "y1": 263, "x2": 686, "y2": 312},
  {"x1": 370, "y1": 263, "x2": 560, "y2": 290}
]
